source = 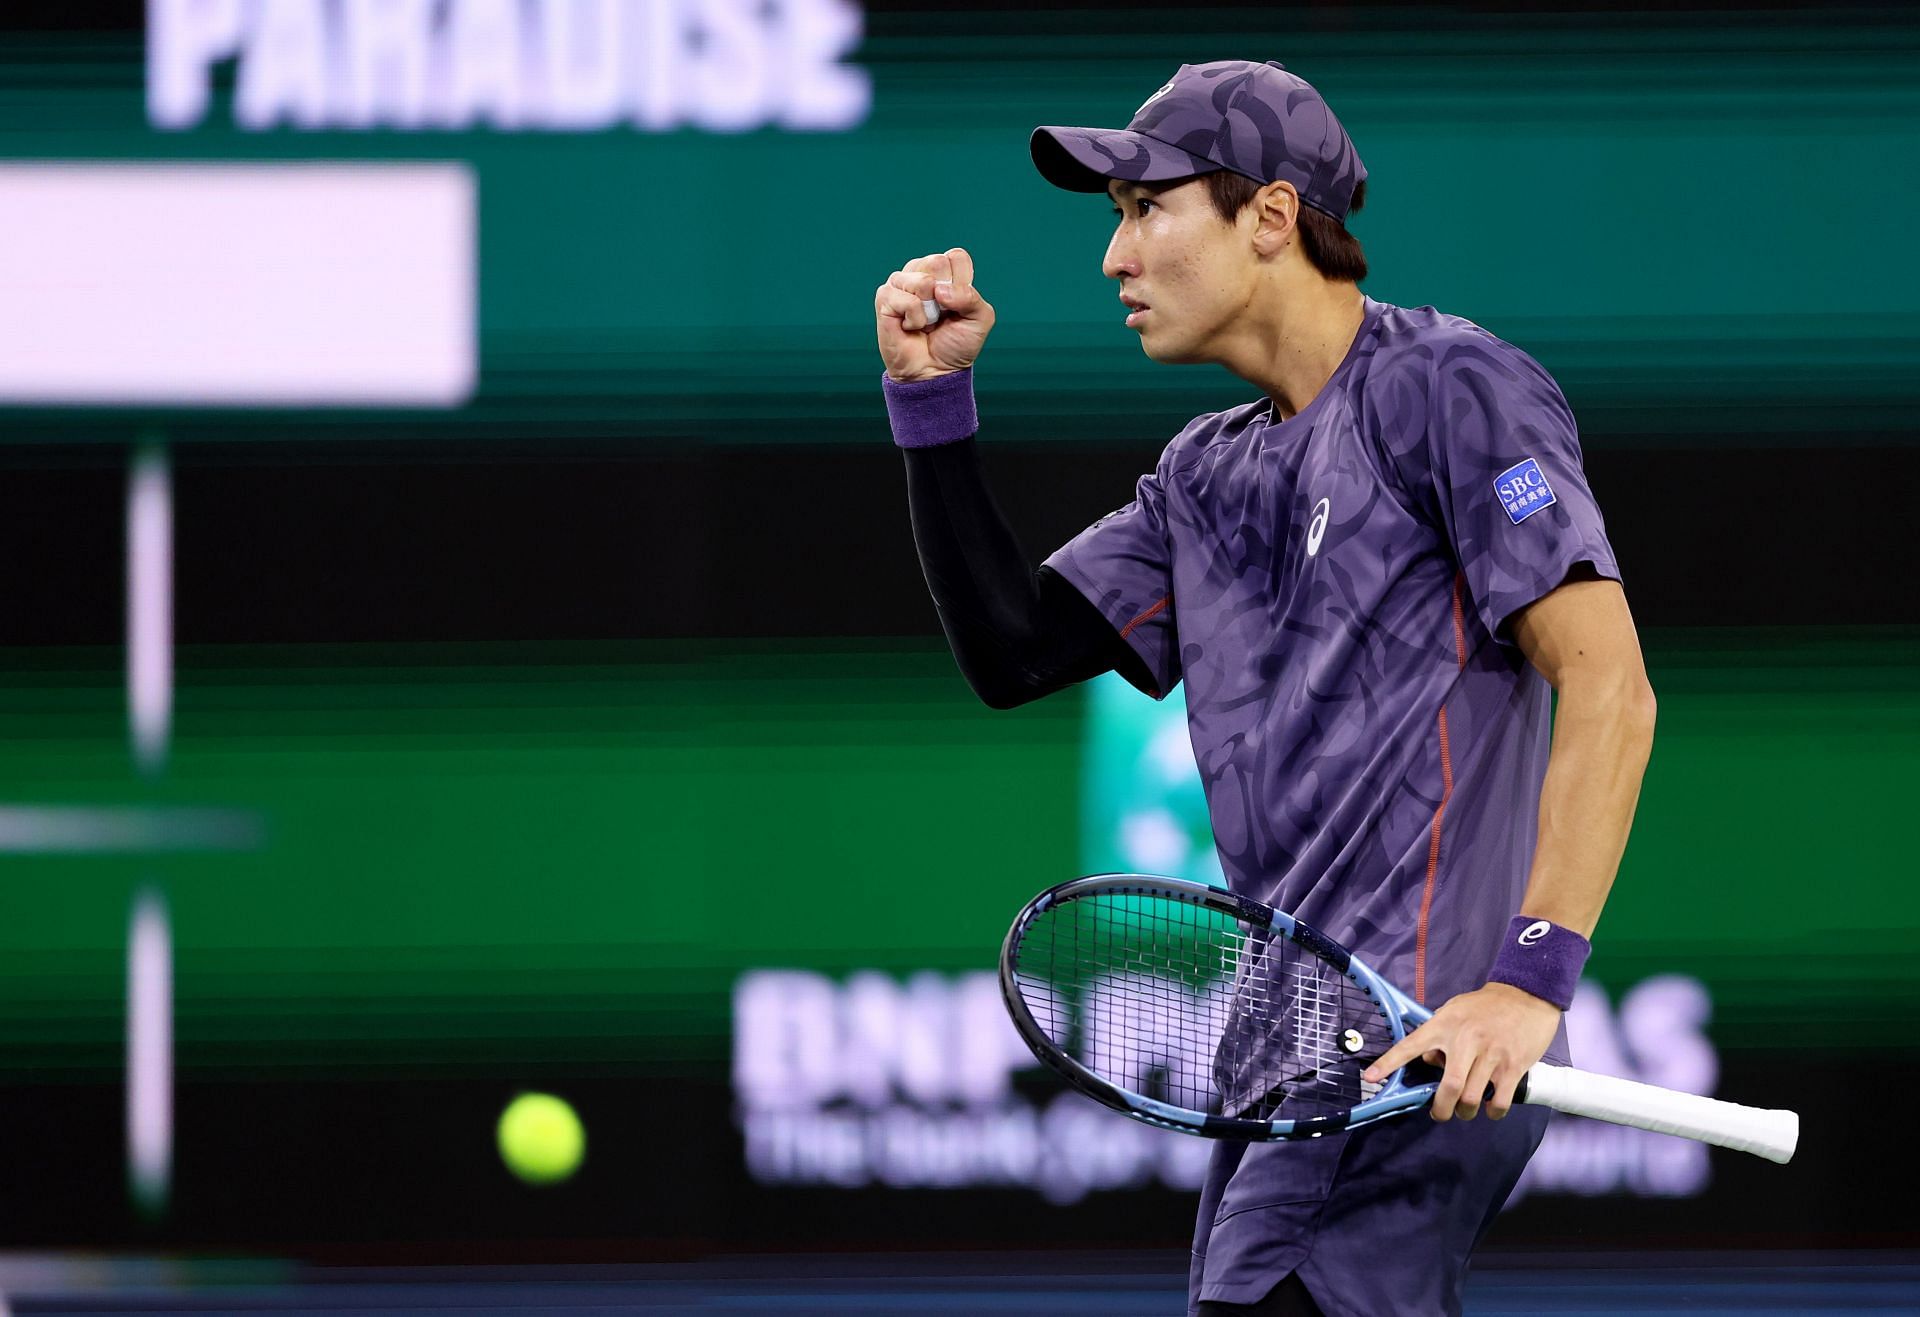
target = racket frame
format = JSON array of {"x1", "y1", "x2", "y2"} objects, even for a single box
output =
[{"x1": 999, "y1": 873, "x2": 1441, "y2": 1141}]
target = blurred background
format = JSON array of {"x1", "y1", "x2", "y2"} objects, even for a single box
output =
[{"x1": 2, "y1": 0, "x2": 1917, "y2": 1311}]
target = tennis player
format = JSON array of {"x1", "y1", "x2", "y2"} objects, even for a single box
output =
[{"x1": 874, "y1": 60, "x2": 1656, "y2": 1317}]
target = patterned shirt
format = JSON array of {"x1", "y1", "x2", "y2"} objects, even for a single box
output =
[{"x1": 1044, "y1": 295, "x2": 1617, "y2": 1021}]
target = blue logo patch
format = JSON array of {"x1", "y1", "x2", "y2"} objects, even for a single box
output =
[{"x1": 1494, "y1": 457, "x2": 1556, "y2": 524}]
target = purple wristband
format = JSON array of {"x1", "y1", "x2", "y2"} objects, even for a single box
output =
[
  {"x1": 1486, "y1": 916, "x2": 1590, "y2": 1010},
  {"x1": 881, "y1": 367, "x2": 977, "y2": 449}
]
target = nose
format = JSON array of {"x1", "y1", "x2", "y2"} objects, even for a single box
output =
[{"x1": 1103, "y1": 224, "x2": 1140, "y2": 282}]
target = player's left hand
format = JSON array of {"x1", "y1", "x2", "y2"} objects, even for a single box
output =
[{"x1": 1362, "y1": 983, "x2": 1561, "y2": 1121}]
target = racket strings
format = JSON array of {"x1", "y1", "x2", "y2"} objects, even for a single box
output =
[
  {"x1": 1011, "y1": 891, "x2": 1392, "y2": 1122},
  {"x1": 1216, "y1": 945, "x2": 1394, "y2": 1119}
]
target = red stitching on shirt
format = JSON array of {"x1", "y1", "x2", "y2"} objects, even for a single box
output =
[
  {"x1": 1416, "y1": 573, "x2": 1470, "y2": 1004},
  {"x1": 1450, "y1": 573, "x2": 1468, "y2": 667},
  {"x1": 1119, "y1": 594, "x2": 1171, "y2": 641}
]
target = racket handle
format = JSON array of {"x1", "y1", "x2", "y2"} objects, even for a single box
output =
[
  {"x1": 1519, "y1": 1062, "x2": 1799, "y2": 1164},
  {"x1": 923, "y1": 298, "x2": 942, "y2": 326}
]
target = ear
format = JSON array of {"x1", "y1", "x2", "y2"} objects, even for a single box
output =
[{"x1": 1249, "y1": 181, "x2": 1300, "y2": 258}]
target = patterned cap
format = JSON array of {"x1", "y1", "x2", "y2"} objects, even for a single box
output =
[{"x1": 1031, "y1": 60, "x2": 1367, "y2": 222}]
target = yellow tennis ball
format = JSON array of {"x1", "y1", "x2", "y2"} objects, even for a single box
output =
[{"x1": 497, "y1": 1092, "x2": 585, "y2": 1185}]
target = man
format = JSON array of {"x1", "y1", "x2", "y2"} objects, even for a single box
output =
[{"x1": 872, "y1": 60, "x2": 1656, "y2": 1317}]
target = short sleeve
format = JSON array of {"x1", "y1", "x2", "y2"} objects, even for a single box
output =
[
  {"x1": 1042, "y1": 468, "x2": 1180, "y2": 698},
  {"x1": 1427, "y1": 341, "x2": 1620, "y2": 643}
]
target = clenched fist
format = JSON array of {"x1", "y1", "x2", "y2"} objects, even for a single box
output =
[{"x1": 874, "y1": 247, "x2": 996, "y2": 383}]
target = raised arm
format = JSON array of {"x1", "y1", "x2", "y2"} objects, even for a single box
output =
[{"x1": 876, "y1": 248, "x2": 1150, "y2": 707}]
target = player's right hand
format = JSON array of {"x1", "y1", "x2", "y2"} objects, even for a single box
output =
[{"x1": 875, "y1": 247, "x2": 995, "y2": 383}]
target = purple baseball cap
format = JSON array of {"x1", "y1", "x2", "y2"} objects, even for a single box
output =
[{"x1": 1031, "y1": 60, "x2": 1367, "y2": 223}]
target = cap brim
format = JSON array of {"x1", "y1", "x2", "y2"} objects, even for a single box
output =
[{"x1": 1030, "y1": 126, "x2": 1223, "y2": 193}]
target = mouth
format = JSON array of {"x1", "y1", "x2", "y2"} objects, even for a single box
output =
[
  {"x1": 1124, "y1": 306, "x2": 1151, "y2": 329},
  {"x1": 1120, "y1": 293, "x2": 1151, "y2": 329}
]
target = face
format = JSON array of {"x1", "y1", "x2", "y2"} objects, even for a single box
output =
[{"x1": 1103, "y1": 176, "x2": 1257, "y2": 364}]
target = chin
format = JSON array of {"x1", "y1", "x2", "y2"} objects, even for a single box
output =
[
  {"x1": 1135, "y1": 321, "x2": 1209, "y2": 365},
  {"x1": 1141, "y1": 337, "x2": 1203, "y2": 365}
]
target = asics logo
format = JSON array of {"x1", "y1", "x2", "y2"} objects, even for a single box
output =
[
  {"x1": 1135, "y1": 79, "x2": 1177, "y2": 116},
  {"x1": 1305, "y1": 498, "x2": 1330, "y2": 557},
  {"x1": 1518, "y1": 920, "x2": 1551, "y2": 947}
]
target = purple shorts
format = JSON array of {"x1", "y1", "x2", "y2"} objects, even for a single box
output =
[{"x1": 1188, "y1": 1106, "x2": 1550, "y2": 1317}]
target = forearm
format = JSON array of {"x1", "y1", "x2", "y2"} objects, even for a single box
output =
[
  {"x1": 888, "y1": 375, "x2": 1148, "y2": 707},
  {"x1": 905, "y1": 441, "x2": 1043, "y2": 709},
  {"x1": 1519, "y1": 669, "x2": 1658, "y2": 938},
  {"x1": 904, "y1": 438, "x2": 1040, "y2": 642}
]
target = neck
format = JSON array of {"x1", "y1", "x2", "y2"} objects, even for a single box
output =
[{"x1": 1217, "y1": 276, "x2": 1366, "y2": 422}]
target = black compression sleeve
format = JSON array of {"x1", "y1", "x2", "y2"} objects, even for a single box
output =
[{"x1": 902, "y1": 438, "x2": 1157, "y2": 708}]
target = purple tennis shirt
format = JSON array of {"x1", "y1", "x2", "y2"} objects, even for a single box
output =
[{"x1": 1045, "y1": 295, "x2": 1616, "y2": 1020}]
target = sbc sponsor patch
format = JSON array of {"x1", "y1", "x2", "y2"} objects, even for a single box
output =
[{"x1": 1494, "y1": 457, "x2": 1556, "y2": 524}]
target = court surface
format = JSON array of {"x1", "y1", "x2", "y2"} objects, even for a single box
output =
[{"x1": 2, "y1": 1251, "x2": 1914, "y2": 1315}]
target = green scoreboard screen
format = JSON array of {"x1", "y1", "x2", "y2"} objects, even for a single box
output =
[{"x1": 0, "y1": 4, "x2": 1916, "y2": 442}]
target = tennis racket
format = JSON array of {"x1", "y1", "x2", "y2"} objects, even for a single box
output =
[{"x1": 999, "y1": 874, "x2": 1798, "y2": 1163}]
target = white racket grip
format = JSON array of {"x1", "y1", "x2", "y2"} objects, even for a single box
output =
[
  {"x1": 1521, "y1": 1062, "x2": 1799, "y2": 1164},
  {"x1": 923, "y1": 298, "x2": 942, "y2": 326}
]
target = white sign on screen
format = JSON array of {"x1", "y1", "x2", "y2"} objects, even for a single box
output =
[{"x1": 149, "y1": 0, "x2": 871, "y2": 133}]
